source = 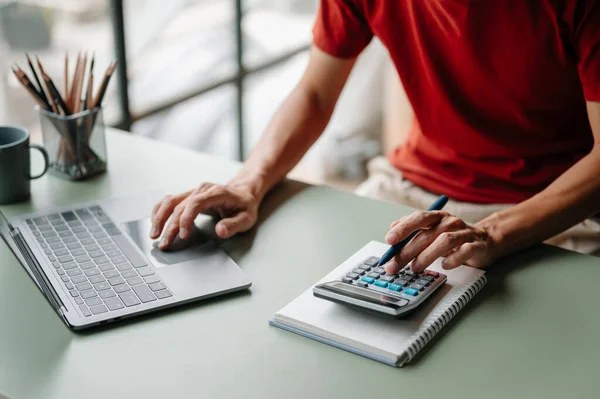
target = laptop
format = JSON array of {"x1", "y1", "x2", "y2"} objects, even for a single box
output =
[{"x1": 0, "y1": 193, "x2": 251, "y2": 330}]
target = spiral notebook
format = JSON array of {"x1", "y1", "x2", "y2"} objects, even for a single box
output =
[{"x1": 269, "y1": 241, "x2": 486, "y2": 367}]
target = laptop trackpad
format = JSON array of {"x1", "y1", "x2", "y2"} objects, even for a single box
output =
[{"x1": 121, "y1": 217, "x2": 219, "y2": 268}]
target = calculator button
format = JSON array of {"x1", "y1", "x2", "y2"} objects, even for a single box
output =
[
  {"x1": 388, "y1": 284, "x2": 402, "y2": 292},
  {"x1": 346, "y1": 272, "x2": 360, "y2": 280},
  {"x1": 419, "y1": 275, "x2": 434, "y2": 283},
  {"x1": 363, "y1": 257, "x2": 379, "y2": 266},
  {"x1": 367, "y1": 272, "x2": 380, "y2": 279},
  {"x1": 380, "y1": 275, "x2": 395, "y2": 283},
  {"x1": 410, "y1": 283, "x2": 426, "y2": 291},
  {"x1": 342, "y1": 277, "x2": 354, "y2": 284},
  {"x1": 415, "y1": 278, "x2": 431, "y2": 286},
  {"x1": 424, "y1": 270, "x2": 439, "y2": 278},
  {"x1": 372, "y1": 267, "x2": 386, "y2": 275},
  {"x1": 404, "y1": 270, "x2": 418, "y2": 278},
  {"x1": 352, "y1": 268, "x2": 365, "y2": 276},
  {"x1": 397, "y1": 279, "x2": 411, "y2": 286},
  {"x1": 374, "y1": 280, "x2": 388, "y2": 288},
  {"x1": 361, "y1": 276, "x2": 375, "y2": 284},
  {"x1": 358, "y1": 264, "x2": 371, "y2": 271},
  {"x1": 357, "y1": 281, "x2": 369, "y2": 288},
  {"x1": 403, "y1": 287, "x2": 419, "y2": 296}
]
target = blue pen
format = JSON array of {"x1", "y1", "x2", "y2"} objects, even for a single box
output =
[{"x1": 377, "y1": 195, "x2": 449, "y2": 266}]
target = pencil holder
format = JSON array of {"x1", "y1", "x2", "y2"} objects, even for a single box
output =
[{"x1": 38, "y1": 107, "x2": 107, "y2": 181}]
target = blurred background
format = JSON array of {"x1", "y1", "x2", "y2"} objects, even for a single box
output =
[{"x1": 0, "y1": 0, "x2": 413, "y2": 191}]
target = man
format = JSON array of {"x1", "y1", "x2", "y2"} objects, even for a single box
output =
[{"x1": 150, "y1": 0, "x2": 600, "y2": 274}]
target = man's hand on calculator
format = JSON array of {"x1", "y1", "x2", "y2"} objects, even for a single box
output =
[{"x1": 383, "y1": 211, "x2": 501, "y2": 274}]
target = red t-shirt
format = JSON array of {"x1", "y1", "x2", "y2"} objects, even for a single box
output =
[{"x1": 313, "y1": 0, "x2": 600, "y2": 203}]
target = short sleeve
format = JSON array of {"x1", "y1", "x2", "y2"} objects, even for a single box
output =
[
  {"x1": 312, "y1": 0, "x2": 373, "y2": 59},
  {"x1": 569, "y1": 0, "x2": 600, "y2": 101}
]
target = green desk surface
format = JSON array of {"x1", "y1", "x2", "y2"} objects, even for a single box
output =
[{"x1": 1, "y1": 129, "x2": 599, "y2": 399}]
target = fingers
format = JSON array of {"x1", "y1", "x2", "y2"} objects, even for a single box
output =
[
  {"x1": 158, "y1": 204, "x2": 185, "y2": 250},
  {"x1": 385, "y1": 211, "x2": 449, "y2": 245},
  {"x1": 391, "y1": 216, "x2": 466, "y2": 269},
  {"x1": 215, "y1": 211, "x2": 255, "y2": 239},
  {"x1": 442, "y1": 242, "x2": 485, "y2": 270},
  {"x1": 412, "y1": 230, "x2": 475, "y2": 272},
  {"x1": 384, "y1": 258, "x2": 402, "y2": 274},
  {"x1": 150, "y1": 191, "x2": 191, "y2": 239},
  {"x1": 177, "y1": 192, "x2": 233, "y2": 239}
]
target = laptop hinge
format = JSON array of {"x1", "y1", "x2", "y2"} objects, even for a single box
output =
[{"x1": 6, "y1": 224, "x2": 66, "y2": 317}]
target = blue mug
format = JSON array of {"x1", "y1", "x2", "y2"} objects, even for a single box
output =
[{"x1": 0, "y1": 126, "x2": 49, "y2": 204}]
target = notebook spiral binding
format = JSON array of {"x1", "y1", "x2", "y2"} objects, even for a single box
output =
[{"x1": 403, "y1": 274, "x2": 488, "y2": 364}]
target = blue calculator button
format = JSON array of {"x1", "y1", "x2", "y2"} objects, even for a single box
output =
[
  {"x1": 361, "y1": 276, "x2": 375, "y2": 284},
  {"x1": 374, "y1": 280, "x2": 388, "y2": 288},
  {"x1": 403, "y1": 287, "x2": 419, "y2": 296},
  {"x1": 388, "y1": 284, "x2": 402, "y2": 292}
]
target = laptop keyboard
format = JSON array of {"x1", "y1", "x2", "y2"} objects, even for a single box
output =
[{"x1": 26, "y1": 206, "x2": 172, "y2": 317}]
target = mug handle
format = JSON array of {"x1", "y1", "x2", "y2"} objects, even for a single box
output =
[{"x1": 29, "y1": 144, "x2": 49, "y2": 180}]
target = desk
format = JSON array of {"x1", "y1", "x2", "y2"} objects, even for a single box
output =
[{"x1": 1, "y1": 129, "x2": 599, "y2": 399}]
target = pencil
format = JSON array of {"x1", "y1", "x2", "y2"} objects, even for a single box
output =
[
  {"x1": 85, "y1": 56, "x2": 94, "y2": 110},
  {"x1": 39, "y1": 65, "x2": 71, "y2": 115},
  {"x1": 64, "y1": 52, "x2": 69, "y2": 99},
  {"x1": 25, "y1": 53, "x2": 49, "y2": 106},
  {"x1": 69, "y1": 53, "x2": 81, "y2": 110},
  {"x1": 74, "y1": 53, "x2": 88, "y2": 113},
  {"x1": 12, "y1": 67, "x2": 50, "y2": 110},
  {"x1": 92, "y1": 61, "x2": 117, "y2": 108}
]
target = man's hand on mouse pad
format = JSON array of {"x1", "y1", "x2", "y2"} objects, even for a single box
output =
[{"x1": 150, "y1": 182, "x2": 259, "y2": 250}]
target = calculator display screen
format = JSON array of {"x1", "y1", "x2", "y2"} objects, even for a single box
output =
[{"x1": 317, "y1": 281, "x2": 409, "y2": 309}]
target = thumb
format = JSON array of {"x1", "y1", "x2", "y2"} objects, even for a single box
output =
[{"x1": 216, "y1": 212, "x2": 255, "y2": 239}]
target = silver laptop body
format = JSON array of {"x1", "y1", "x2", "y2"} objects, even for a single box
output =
[{"x1": 0, "y1": 193, "x2": 251, "y2": 330}]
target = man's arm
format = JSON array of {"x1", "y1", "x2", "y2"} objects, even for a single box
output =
[
  {"x1": 478, "y1": 101, "x2": 600, "y2": 257},
  {"x1": 151, "y1": 47, "x2": 357, "y2": 247},
  {"x1": 384, "y1": 102, "x2": 600, "y2": 273}
]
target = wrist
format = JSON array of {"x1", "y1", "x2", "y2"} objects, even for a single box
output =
[
  {"x1": 228, "y1": 169, "x2": 269, "y2": 203},
  {"x1": 474, "y1": 212, "x2": 510, "y2": 260}
]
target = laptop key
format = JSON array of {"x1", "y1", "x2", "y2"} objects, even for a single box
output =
[
  {"x1": 80, "y1": 290, "x2": 97, "y2": 299},
  {"x1": 89, "y1": 275, "x2": 105, "y2": 284},
  {"x1": 137, "y1": 266, "x2": 154, "y2": 277},
  {"x1": 86, "y1": 297, "x2": 103, "y2": 307},
  {"x1": 119, "y1": 292, "x2": 140, "y2": 307},
  {"x1": 61, "y1": 211, "x2": 77, "y2": 221},
  {"x1": 66, "y1": 243, "x2": 81, "y2": 250},
  {"x1": 101, "y1": 244, "x2": 117, "y2": 251},
  {"x1": 63, "y1": 237, "x2": 77, "y2": 244},
  {"x1": 40, "y1": 242, "x2": 49, "y2": 249},
  {"x1": 116, "y1": 263, "x2": 133, "y2": 272},
  {"x1": 149, "y1": 282, "x2": 166, "y2": 292},
  {"x1": 52, "y1": 262, "x2": 61, "y2": 269},
  {"x1": 106, "y1": 250, "x2": 122, "y2": 258},
  {"x1": 74, "y1": 296, "x2": 84, "y2": 305},
  {"x1": 46, "y1": 237, "x2": 60, "y2": 244},
  {"x1": 90, "y1": 305, "x2": 108, "y2": 315},
  {"x1": 112, "y1": 235, "x2": 148, "y2": 268},
  {"x1": 56, "y1": 268, "x2": 65, "y2": 275},
  {"x1": 63, "y1": 262, "x2": 78, "y2": 270},
  {"x1": 127, "y1": 276, "x2": 143, "y2": 286},
  {"x1": 97, "y1": 237, "x2": 112, "y2": 245},
  {"x1": 88, "y1": 225, "x2": 103, "y2": 232},
  {"x1": 47, "y1": 255, "x2": 57, "y2": 262},
  {"x1": 84, "y1": 244, "x2": 100, "y2": 251},
  {"x1": 85, "y1": 268, "x2": 101, "y2": 277},
  {"x1": 58, "y1": 255, "x2": 74, "y2": 263},
  {"x1": 104, "y1": 270, "x2": 120, "y2": 278},
  {"x1": 132, "y1": 285, "x2": 156, "y2": 303},
  {"x1": 121, "y1": 270, "x2": 138, "y2": 279},
  {"x1": 89, "y1": 250, "x2": 104, "y2": 258},
  {"x1": 75, "y1": 255, "x2": 91, "y2": 263},
  {"x1": 93, "y1": 231, "x2": 108, "y2": 239},
  {"x1": 68, "y1": 270, "x2": 83, "y2": 278},
  {"x1": 76, "y1": 282, "x2": 92, "y2": 291},
  {"x1": 76, "y1": 209, "x2": 93, "y2": 220},
  {"x1": 99, "y1": 264, "x2": 115, "y2": 272},
  {"x1": 44, "y1": 249, "x2": 53, "y2": 256},
  {"x1": 36, "y1": 237, "x2": 44, "y2": 243},
  {"x1": 144, "y1": 275, "x2": 160, "y2": 284},
  {"x1": 114, "y1": 284, "x2": 131, "y2": 294},
  {"x1": 80, "y1": 237, "x2": 95, "y2": 245},
  {"x1": 58, "y1": 231, "x2": 73, "y2": 238},
  {"x1": 94, "y1": 256, "x2": 110, "y2": 265},
  {"x1": 71, "y1": 248, "x2": 86, "y2": 256},
  {"x1": 54, "y1": 248, "x2": 70, "y2": 256},
  {"x1": 155, "y1": 289, "x2": 172, "y2": 299},
  {"x1": 42, "y1": 230, "x2": 57, "y2": 238},
  {"x1": 80, "y1": 305, "x2": 92, "y2": 317},
  {"x1": 105, "y1": 297, "x2": 125, "y2": 311},
  {"x1": 80, "y1": 261, "x2": 95, "y2": 270},
  {"x1": 75, "y1": 232, "x2": 90, "y2": 239},
  {"x1": 49, "y1": 242, "x2": 64, "y2": 250},
  {"x1": 71, "y1": 226, "x2": 86, "y2": 233},
  {"x1": 99, "y1": 289, "x2": 116, "y2": 299},
  {"x1": 108, "y1": 276, "x2": 125, "y2": 286},
  {"x1": 71, "y1": 275, "x2": 87, "y2": 284},
  {"x1": 112, "y1": 256, "x2": 127, "y2": 264},
  {"x1": 65, "y1": 282, "x2": 74, "y2": 290},
  {"x1": 38, "y1": 224, "x2": 52, "y2": 231},
  {"x1": 94, "y1": 282, "x2": 111, "y2": 291},
  {"x1": 47, "y1": 213, "x2": 60, "y2": 220}
]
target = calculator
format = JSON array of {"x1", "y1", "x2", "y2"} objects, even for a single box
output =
[{"x1": 313, "y1": 256, "x2": 447, "y2": 318}]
